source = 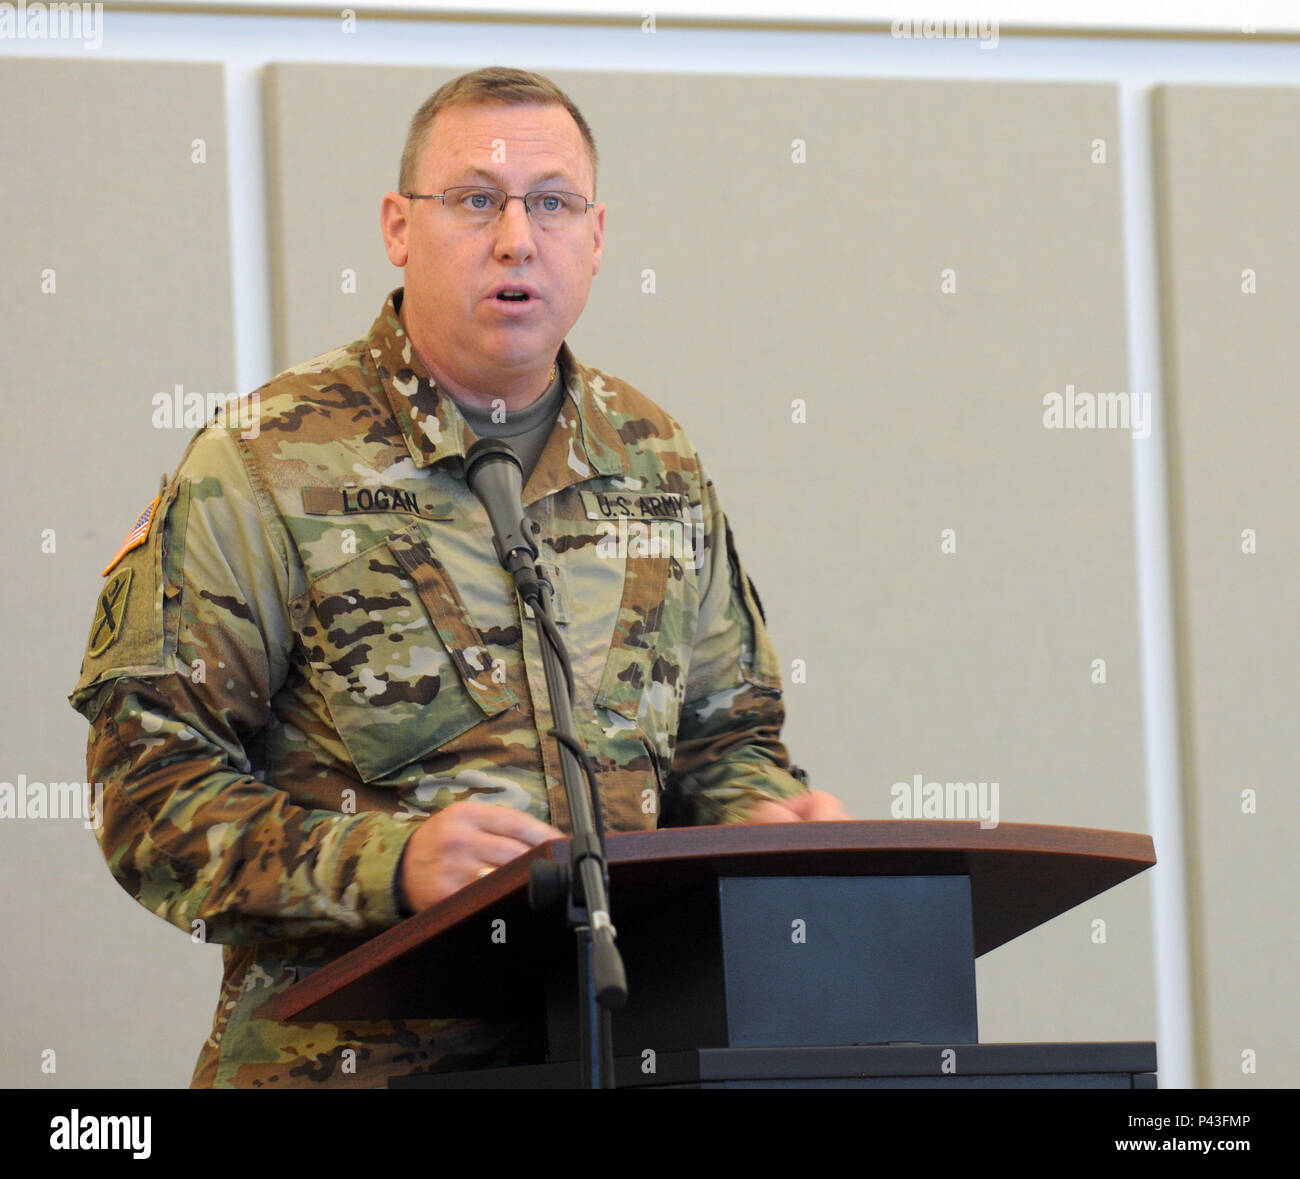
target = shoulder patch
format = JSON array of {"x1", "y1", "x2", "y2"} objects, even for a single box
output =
[
  {"x1": 102, "y1": 496, "x2": 160, "y2": 577},
  {"x1": 87, "y1": 567, "x2": 133, "y2": 657}
]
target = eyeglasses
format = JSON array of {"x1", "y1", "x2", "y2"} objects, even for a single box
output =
[{"x1": 404, "y1": 186, "x2": 594, "y2": 226}]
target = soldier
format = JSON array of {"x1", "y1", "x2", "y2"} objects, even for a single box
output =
[{"x1": 70, "y1": 66, "x2": 847, "y2": 1089}]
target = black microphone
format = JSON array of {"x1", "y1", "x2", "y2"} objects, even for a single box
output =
[{"x1": 464, "y1": 438, "x2": 540, "y2": 598}]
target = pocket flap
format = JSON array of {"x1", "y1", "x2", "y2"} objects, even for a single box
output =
[
  {"x1": 387, "y1": 531, "x2": 518, "y2": 717},
  {"x1": 304, "y1": 529, "x2": 517, "y2": 783}
]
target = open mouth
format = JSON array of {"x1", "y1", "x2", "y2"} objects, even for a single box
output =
[{"x1": 497, "y1": 291, "x2": 531, "y2": 302}]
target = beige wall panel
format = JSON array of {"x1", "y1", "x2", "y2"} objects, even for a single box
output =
[
  {"x1": 1154, "y1": 85, "x2": 1300, "y2": 1088},
  {"x1": 267, "y1": 67, "x2": 1152, "y2": 1055},
  {"x1": 0, "y1": 57, "x2": 232, "y2": 1087}
]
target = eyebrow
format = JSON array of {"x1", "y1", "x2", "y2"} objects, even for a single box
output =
[{"x1": 456, "y1": 166, "x2": 577, "y2": 190}]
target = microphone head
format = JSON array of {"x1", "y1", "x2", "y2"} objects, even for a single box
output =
[
  {"x1": 465, "y1": 437, "x2": 523, "y2": 490},
  {"x1": 463, "y1": 438, "x2": 535, "y2": 567}
]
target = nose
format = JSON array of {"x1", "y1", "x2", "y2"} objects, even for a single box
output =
[{"x1": 492, "y1": 195, "x2": 538, "y2": 264}]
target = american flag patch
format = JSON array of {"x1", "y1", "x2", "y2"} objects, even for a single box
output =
[{"x1": 102, "y1": 495, "x2": 161, "y2": 577}]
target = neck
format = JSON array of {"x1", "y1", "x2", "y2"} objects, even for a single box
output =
[
  {"x1": 424, "y1": 355, "x2": 555, "y2": 411},
  {"x1": 399, "y1": 302, "x2": 556, "y2": 411}
]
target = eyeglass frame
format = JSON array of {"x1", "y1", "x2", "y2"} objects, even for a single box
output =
[{"x1": 402, "y1": 186, "x2": 596, "y2": 223}]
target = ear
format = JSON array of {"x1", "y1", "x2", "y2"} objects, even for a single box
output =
[
  {"x1": 591, "y1": 201, "x2": 606, "y2": 276},
  {"x1": 380, "y1": 191, "x2": 409, "y2": 267}
]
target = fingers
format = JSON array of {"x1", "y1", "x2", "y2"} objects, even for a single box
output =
[
  {"x1": 434, "y1": 805, "x2": 560, "y2": 884},
  {"x1": 743, "y1": 791, "x2": 851, "y2": 824},
  {"x1": 785, "y1": 790, "x2": 852, "y2": 821},
  {"x1": 471, "y1": 830, "x2": 543, "y2": 869},
  {"x1": 743, "y1": 798, "x2": 804, "y2": 824},
  {"x1": 459, "y1": 800, "x2": 563, "y2": 845},
  {"x1": 399, "y1": 801, "x2": 563, "y2": 913}
]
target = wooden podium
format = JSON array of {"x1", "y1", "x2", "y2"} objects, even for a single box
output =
[{"x1": 262, "y1": 821, "x2": 1157, "y2": 1088}]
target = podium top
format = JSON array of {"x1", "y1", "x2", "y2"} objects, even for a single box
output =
[{"x1": 265, "y1": 820, "x2": 1154, "y2": 1023}]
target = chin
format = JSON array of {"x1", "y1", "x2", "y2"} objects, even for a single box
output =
[{"x1": 484, "y1": 332, "x2": 558, "y2": 363}]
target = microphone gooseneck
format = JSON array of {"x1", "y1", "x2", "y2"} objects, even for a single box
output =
[
  {"x1": 462, "y1": 434, "x2": 627, "y2": 1085},
  {"x1": 464, "y1": 438, "x2": 540, "y2": 599}
]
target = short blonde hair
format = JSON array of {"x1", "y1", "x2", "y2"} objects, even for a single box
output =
[{"x1": 399, "y1": 67, "x2": 598, "y2": 197}]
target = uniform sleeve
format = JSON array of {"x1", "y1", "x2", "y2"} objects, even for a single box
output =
[
  {"x1": 664, "y1": 468, "x2": 807, "y2": 826},
  {"x1": 69, "y1": 427, "x2": 419, "y2": 945}
]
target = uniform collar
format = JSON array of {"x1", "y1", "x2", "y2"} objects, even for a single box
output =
[{"x1": 367, "y1": 288, "x2": 629, "y2": 498}]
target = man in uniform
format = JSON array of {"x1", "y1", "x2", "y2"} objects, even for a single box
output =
[{"x1": 70, "y1": 67, "x2": 846, "y2": 1089}]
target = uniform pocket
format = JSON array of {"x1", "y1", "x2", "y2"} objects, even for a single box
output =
[
  {"x1": 303, "y1": 525, "x2": 517, "y2": 783},
  {"x1": 593, "y1": 553, "x2": 691, "y2": 765},
  {"x1": 585, "y1": 708, "x2": 663, "y2": 833},
  {"x1": 725, "y1": 518, "x2": 783, "y2": 692}
]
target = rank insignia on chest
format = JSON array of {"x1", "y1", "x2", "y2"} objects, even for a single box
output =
[
  {"x1": 102, "y1": 495, "x2": 160, "y2": 577},
  {"x1": 88, "y1": 567, "x2": 133, "y2": 657}
]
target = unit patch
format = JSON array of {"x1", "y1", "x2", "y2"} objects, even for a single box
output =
[{"x1": 88, "y1": 568, "x2": 133, "y2": 658}]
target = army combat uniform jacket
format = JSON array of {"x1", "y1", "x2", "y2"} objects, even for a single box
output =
[{"x1": 70, "y1": 289, "x2": 805, "y2": 1088}]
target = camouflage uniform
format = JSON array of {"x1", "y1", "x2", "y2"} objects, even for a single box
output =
[{"x1": 70, "y1": 288, "x2": 805, "y2": 1088}]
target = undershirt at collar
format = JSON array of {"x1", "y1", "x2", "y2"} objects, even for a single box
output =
[{"x1": 453, "y1": 364, "x2": 566, "y2": 486}]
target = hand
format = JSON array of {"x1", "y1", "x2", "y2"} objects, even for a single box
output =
[
  {"x1": 399, "y1": 800, "x2": 563, "y2": 913},
  {"x1": 743, "y1": 789, "x2": 851, "y2": 824}
]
